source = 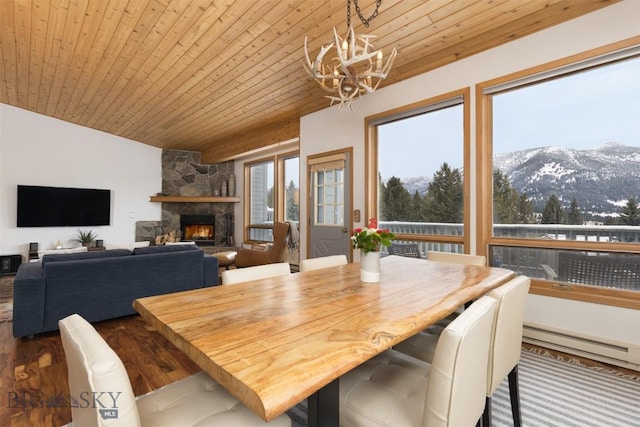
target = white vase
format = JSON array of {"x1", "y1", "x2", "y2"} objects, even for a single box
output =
[
  {"x1": 228, "y1": 173, "x2": 236, "y2": 197},
  {"x1": 360, "y1": 251, "x2": 381, "y2": 283}
]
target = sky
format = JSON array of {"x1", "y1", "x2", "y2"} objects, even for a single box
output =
[{"x1": 378, "y1": 55, "x2": 640, "y2": 180}]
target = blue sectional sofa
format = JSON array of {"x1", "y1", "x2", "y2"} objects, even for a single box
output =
[{"x1": 13, "y1": 244, "x2": 219, "y2": 337}]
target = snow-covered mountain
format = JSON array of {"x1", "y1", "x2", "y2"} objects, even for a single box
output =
[
  {"x1": 389, "y1": 143, "x2": 640, "y2": 219},
  {"x1": 494, "y1": 142, "x2": 640, "y2": 217},
  {"x1": 400, "y1": 176, "x2": 432, "y2": 196}
]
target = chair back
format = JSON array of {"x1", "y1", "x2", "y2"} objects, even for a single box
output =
[
  {"x1": 270, "y1": 221, "x2": 291, "y2": 263},
  {"x1": 235, "y1": 222, "x2": 290, "y2": 267},
  {"x1": 221, "y1": 262, "x2": 291, "y2": 285},
  {"x1": 423, "y1": 296, "x2": 497, "y2": 427},
  {"x1": 427, "y1": 251, "x2": 486, "y2": 266},
  {"x1": 299, "y1": 255, "x2": 348, "y2": 272},
  {"x1": 59, "y1": 314, "x2": 141, "y2": 427},
  {"x1": 486, "y1": 275, "x2": 531, "y2": 395},
  {"x1": 388, "y1": 243, "x2": 422, "y2": 258}
]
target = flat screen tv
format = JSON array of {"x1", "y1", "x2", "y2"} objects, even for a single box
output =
[{"x1": 17, "y1": 185, "x2": 111, "y2": 227}]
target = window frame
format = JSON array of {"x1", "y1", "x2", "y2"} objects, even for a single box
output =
[
  {"x1": 277, "y1": 152, "x2": 301, "y2": 224},
  {"x1": 365, "y1": 88, "x2": 471, "y2": 250},
  {"x1": 477, "y1": 36, "x2": 640, "y2": 309},
  {"x1": 243, "y1": 150, "x2": 299, "y2": 243}
]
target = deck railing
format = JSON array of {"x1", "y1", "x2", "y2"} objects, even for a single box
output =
[
  {"x1": 249, "y1": 221, "x2": 640, "y2": 288},
  {"x1": 380, "y1": 221, "x2": 640, "y2": 290},
  {"x1": 380, "y1": 221, "x2": 640, "y2": 242}
]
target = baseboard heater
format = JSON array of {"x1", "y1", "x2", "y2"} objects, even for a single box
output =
[{"x1": 523, "y1": 322, "x2": 640, "y2": 371}]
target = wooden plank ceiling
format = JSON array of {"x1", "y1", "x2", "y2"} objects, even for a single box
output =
[{"x1": 0, "y1": 0, "x2": 617, "y2": 162}]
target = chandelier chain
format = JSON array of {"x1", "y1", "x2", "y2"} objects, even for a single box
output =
[
  {"x1": 353, "y1": 0, "x2": 382, "y2": 28},
  {"x1": 346, "y1": 0, "x2": 381, "y2": 42}
]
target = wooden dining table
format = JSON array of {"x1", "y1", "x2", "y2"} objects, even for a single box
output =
[{"x1": 133, "y1": 255, "x2": 515, "y2": 426}]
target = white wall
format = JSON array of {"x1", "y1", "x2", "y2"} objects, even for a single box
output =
[
  {"x1": 300, "y1": 0, "x2": 640, "y2": 346},
  {"x1": 0, "y1": 104, "x2": 162, "y2": 257}
]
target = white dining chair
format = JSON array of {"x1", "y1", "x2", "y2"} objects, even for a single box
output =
[
  {"x1": 482, "y1": 275, "x2": 530, "y2": 427},
  {"x1": 299, "y1": 255, "x2": 348, "y2": 272},
  {"x1": 221, "y1": 262, "x2": 291, "y2": 285},
  {"x1": 340, "y1": 296, "x2": 498, "y2": 427},
  {"x1": 59, "y1": 313, "x2": 291, "y2": 427},
  {"x1": 427, "y1": 250, "x2": 486, "y2": 266},
  {"x1": 393, "y1": 275, "x2": 531, "y2": 427}
]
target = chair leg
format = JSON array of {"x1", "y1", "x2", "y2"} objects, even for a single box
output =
[
  {"x1": 482, "y1": 396, "x2": 492, "y2": 427},
  {"x1": 508, "y1": 364, "x2": 522, "y2": 427}
]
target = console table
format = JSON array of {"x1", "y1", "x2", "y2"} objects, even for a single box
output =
[{"x1": 37, "y1": 246, "x2": 88, "y2": 259}]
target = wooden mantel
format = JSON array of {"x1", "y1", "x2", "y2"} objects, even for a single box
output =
[{"x1": 149, "y1": 196, "x2": 240, "y2": 203}]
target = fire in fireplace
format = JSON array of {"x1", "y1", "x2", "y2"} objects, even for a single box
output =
[
  {"x1": 180, "y1": 215, "x2": 215, "y2": 246},
  {"x1": 184, "y1": 224, "x2": 213, "y2": 240}
]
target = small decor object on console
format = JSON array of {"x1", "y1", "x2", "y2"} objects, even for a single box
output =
[
  {"x1": 351, "y1": 218, "x2": 394, "y2": 283},
  {"x1": 220, "y1": 180, "x2": 228, "y2": 197},
  {"x1": 74, "y1": 230, "x2": 98, "y2": 247}
]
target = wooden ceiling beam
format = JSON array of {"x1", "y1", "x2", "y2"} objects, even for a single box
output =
[{"x1": 200, "y1": 117, "x2": 300, "y2": 163}]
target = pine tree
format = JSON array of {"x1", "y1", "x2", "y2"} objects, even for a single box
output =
[
  {"x1": 516, "y1": 192, "x2": 535, "y2": 224},
  {"x1": 424, "y1": 163, "x2": 463, "y2": 223},
  {"x1": 566, "y1": 198, "x2": 583, "y2": 225},
  {"x1": 285, "y1": 180, "x2": 299, "y2": 221},
  {"x1": 381, "y1": 176, "x2": 411, "y2": 221},
  {"x1": 620, "y1": 197, "x2": 640, "y2": 226},
  {"x1": 408, "y1": 190, "x2": 425, "y2": 221},
  {"x1": 493, "y1": 169, "x2": 519, "y2": 223},
  {"x1": 541, "y1": 195, "x2": 565, "y2": 224},
  {"x1": 267, "y1": 186, "x2": 274, "y2": 209}
]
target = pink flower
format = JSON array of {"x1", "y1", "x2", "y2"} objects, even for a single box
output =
[{"x1": 351, "y1": 219, "x2": 395, "y2": 254}]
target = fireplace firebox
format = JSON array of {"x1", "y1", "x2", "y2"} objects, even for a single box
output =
[{"x1": 180, "y1": 215, "x2": 215, "y2": 246}]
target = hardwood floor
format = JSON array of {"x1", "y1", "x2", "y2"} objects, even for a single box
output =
[{"x1": 0, "y1": 314, "x2": 199, "y2": 427}]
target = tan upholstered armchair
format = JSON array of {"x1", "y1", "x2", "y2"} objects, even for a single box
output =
[{"x1": 235, "y1": 222, "x2": 290, "y2": 268}]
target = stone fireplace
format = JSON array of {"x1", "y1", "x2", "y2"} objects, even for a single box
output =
[{"x1": 135, "y1": 149, "x2": 236, "y2": 246}]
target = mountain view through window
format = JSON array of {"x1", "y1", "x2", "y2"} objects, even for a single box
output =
[{"x1": 377, "y1": 56, "x2": 639, "y2": 245}]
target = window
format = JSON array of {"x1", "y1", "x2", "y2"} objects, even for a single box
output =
[
  {"x1": 479, "y1": 40, "x2": 640, "y2": 306},
  {"x1": 366, "y1": 89, "x2": 470, "y2": 255},
  {"x1": 244, "y1": 152, "x2": 299, "y2": 242},
  {"x1": 283, "y1": 156, "x2": 300, "y2": 223},
  {"x1": 312, "y1": 162, "x2": 345, "y2": 226},
  {"x1": 246, "y1": 160, "x2": 274, "y2": 241}
]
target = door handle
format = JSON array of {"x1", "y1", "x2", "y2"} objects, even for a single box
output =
[{"x1": 342, "y1": 227, "x2": 349, "y2": 234}]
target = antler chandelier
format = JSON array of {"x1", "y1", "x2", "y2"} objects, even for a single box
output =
[{"x1": 303, "y1": 0, "x2": 397, "y2": 110}]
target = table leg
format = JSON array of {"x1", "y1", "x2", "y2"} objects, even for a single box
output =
[{"x1": 308, "y1": 378, "x2": 339, "y2": 427}]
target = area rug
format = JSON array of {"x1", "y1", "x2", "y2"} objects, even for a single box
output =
[
  {"x1": 287, "y1": 348, "x2": 640, "y2": 427},
  {"x1": 0, "y1": 275, "x2": 13, "y2": 323},
  {"x1": 491, "y1": 349, "x2": 640, "y2": 427}
]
